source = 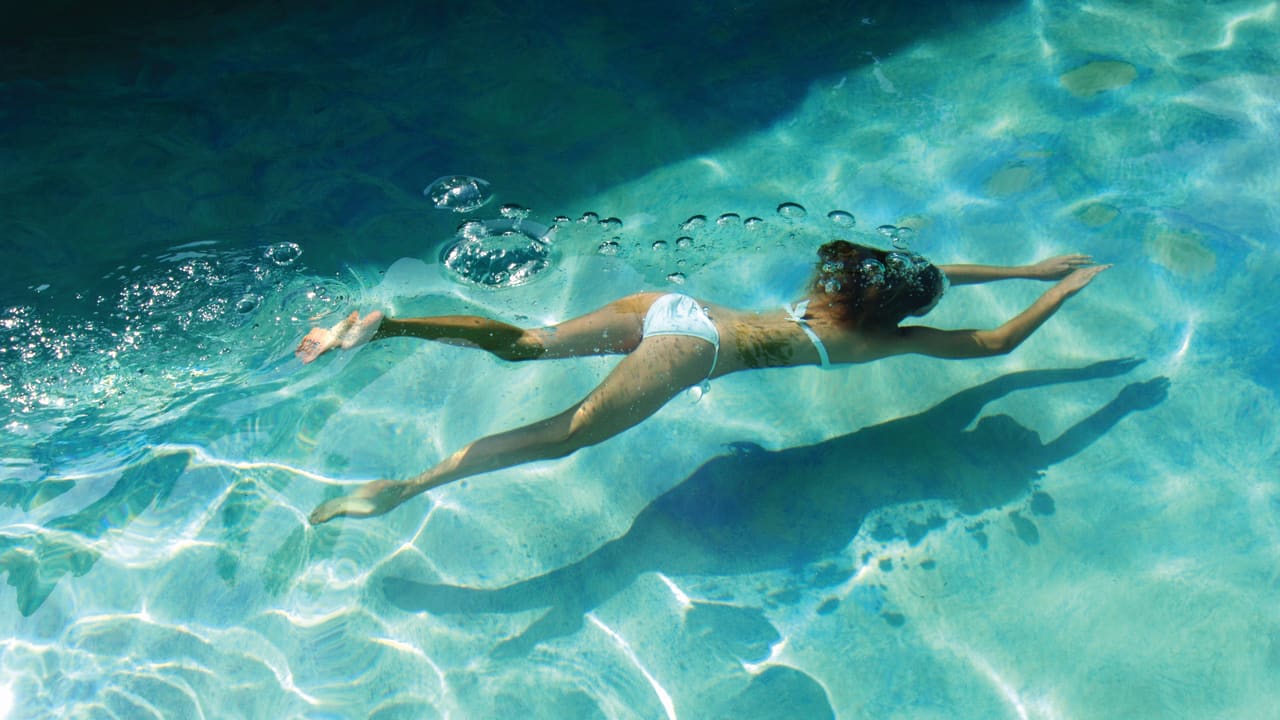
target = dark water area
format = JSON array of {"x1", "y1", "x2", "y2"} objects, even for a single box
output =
[{"x1": 1, "y1": 0, "x2": 1019, "y2": 306}]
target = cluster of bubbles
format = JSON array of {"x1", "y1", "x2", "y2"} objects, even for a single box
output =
[
  {"x1": 553, "y1": 199, "x2": 908, "y2": 287},
  {"x1": 423, "y1": 175, "x2": 920, "y2": 290},
  {"x1": 816, "y1": 250, "x2": 932, "y2": 295},
  {"x1": 1, "y1": 240, "x2": 348, "y2": 442},
  {"x1": 552, "y1": 212, "x2": 621, "y2": 257},
  {"x1": 426, "y1": 176, "x2": 565, "y2": 288},
  {"x1": 611, "y1": 202, "x2": 879, "y2": 285}
]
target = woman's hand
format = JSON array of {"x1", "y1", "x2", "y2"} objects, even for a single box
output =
[
  {"x1": 1054, "y1": 263, "x2": 1112, "y2": 297},
  {"x1": 1025, "y1": 254, "x2": 1097, "y2": 280}
]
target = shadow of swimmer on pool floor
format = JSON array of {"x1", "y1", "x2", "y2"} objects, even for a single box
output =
[{"x1": 379, "y1": 359, "x2": 1169, "y2": 654}]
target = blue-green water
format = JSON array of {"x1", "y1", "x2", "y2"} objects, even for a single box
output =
[{"x1": 3, "y1": 2, "x2": 1279, "y2": 718}]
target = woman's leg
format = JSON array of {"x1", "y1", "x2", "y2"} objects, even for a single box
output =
[
  {"x1": 295, "y1": 293, "x2": 661, "y2": 364},
  {"x1": 308, "y1": 333, "x2": 715, "y2": 523}
]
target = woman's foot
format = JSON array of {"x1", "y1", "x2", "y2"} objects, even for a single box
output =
[
  {"x1": 295, "y1": 311, "x2": 384, "y2": 363},
  {"x1": 309, "y1": 479, "x2": 412, "y2": 524}
]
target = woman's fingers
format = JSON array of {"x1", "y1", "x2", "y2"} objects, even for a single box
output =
[
  {"x1": 1076, "y1": 263, "x2": 1110, "y2": 280},
  {"x1": 1035, "y1": 254, "x2": 1099, "y2": 280},
  {"x1": 1060, "y1": 263, "x2": 1112, "y2": 292}
]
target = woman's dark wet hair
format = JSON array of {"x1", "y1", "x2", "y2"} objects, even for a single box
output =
[{"x1": 811, "y1": 240, "x2": 946, "y2": 328}]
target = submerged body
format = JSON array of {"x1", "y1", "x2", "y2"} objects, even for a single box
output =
[{"x1": 297, "y1": 244, "x2": 1107, "y2": 524}]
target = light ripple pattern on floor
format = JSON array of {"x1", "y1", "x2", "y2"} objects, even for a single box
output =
[{"x1": 2, "y1": 0, "x2": 1279, "y2": 717}]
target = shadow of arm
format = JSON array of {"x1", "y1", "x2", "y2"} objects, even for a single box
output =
[
  {"x1": 924, "y1": 358, "x2": 1144, "y2": 432},
  {"x1": 1041, "y1": 377, "x2": 1170, "y2": 462}
]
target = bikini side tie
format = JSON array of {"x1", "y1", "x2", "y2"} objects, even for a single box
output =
[{"x1": 784, "y1": 300, "x2": 831, "y2": 368}]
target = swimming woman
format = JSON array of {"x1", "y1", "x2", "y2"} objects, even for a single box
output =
[{"x1": 297, "y1": 240, "x2": 1108, "y2": 524}]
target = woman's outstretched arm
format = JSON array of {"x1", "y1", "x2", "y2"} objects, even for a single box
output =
[
  {"x1": 940, "y1": 254, "x2": 1095, "y2": 285},
  {"x1": 892, "y1": 263, "x2": 1111, "y2": 359}
]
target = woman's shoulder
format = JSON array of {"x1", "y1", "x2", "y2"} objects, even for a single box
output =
[{"x1": 820, "y1": 322, "x2": 914, "y2": 364}]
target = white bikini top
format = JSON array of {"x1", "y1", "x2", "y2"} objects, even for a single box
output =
[{"x1": 784, "y1": 300, "x2": 832, "y2": 369}]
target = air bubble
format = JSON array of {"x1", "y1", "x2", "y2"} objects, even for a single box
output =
[
  {"x1": 235, "y1": 294, "x2": 262, "y2": 314},
  {"x1": 552, "y1": 215, "x2": 571, "y2": 225},
  {"x1": 440, "y1": 218, "x2": 556, "y2": 287},
  {"x1": 676, "y1": 236, "x2": 693, "y2": 249},
  {"x1": 652, "y1": 240, "x2": 668, "y2": 251},
  {"x1": 828, "y1": 210, "x2": 855, "y2": 227},
  {"x1": 681, "y1": 215, "x2": 707, "y2": 232},
  {"x1": 579, "y1": 212, "x2": 600, "y2": 224},
  {"x1": 892, "y1": 227, "x2": 914, "y2": 249},
  {"x1": 777, "y1": 202, "x2": 807, "y2": 219},
  {"x1": 716, "y1": 213, "x2": 741, "y2": 226},
  {"x1": 265, "y1": 242, "x2": 302, "y2": 266},
  {"x1": 458, "y1": 219, "x2": 486, "y2": 241},
  {"x1": 600, "y1": 217, "x2": 623, "y2": 230},
  {"x1": 287, "y1": 277, "x2": 350, "y2": 315},
  {"x1": 877, "y1": 224, "x2": 898, "y2": 237},
  {"x1": 424, "y1": 175, "x2": 493, "y2": 213},
  {"x1": 499, "y1": 204, "x2": 529, "y2": 221},
  {"x1": 744, "y1": 217, "x2": 765, "y2": 230},
  {"x1": 666, "y1": 272, "x2": 687, "y2": 284},
  {"x1": 598, "y1": 240, "x2": 621, "y2": 255},
  {"x1": 884, "y1": 252, "x2": 911, "y2": 275},
  {"x1": 860, "y1": 259, "x2": 886, "y2": 285}
]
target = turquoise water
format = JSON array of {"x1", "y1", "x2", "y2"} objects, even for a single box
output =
[{"x1": 3, "y1": 1, "x2": 1279, "y2": 718}]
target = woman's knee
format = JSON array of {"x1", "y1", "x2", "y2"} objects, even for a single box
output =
[
  {"x1": 533, "y1": 411, "x2": 590, "y2": 460},
  {"x1": 562, "y1": 399, "x2": 636, "y2": 454}
]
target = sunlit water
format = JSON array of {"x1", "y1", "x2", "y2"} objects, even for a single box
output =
[{"x1": 2, "y1": 2, "x2": 1279, "y2": 718}]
